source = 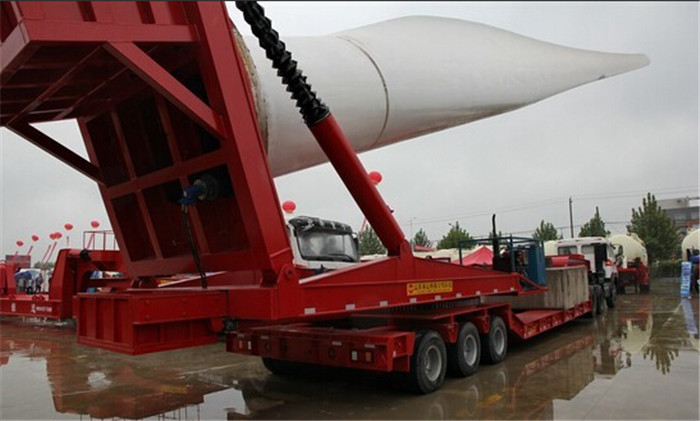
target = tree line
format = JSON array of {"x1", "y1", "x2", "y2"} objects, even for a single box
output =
[{"x1": 359, "y1": 193, "x2": 682, "y2": 262}]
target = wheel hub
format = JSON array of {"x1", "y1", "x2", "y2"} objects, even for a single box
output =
[
  {"x1": 424, "y1": 344, "x2": 443, "y2": 382},
  {"x1": 493, "y1": 328, "x2": 505, "y2": 355},
  {"x1": 463, "y1": 335, "x2": 478, "y2": 365}
]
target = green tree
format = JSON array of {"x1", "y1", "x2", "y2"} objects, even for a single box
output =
[
  {"x1": 533, "y1": 220, "x2": 560, "y2": 241},
  {"x1": 627, "y1": 193, "x2": 681, "y2": 262},
  {"x1": 488, "y1": 230, "x2": 504, "y2": 240},
  {"x1": 579, "y1": 206, "x2": 610, "y2": 237},
  {"x1": 358, "y1": 226, "x2": 387, "y2": 256},
  {"x1": 437, "y1": 222, "x2": 473, "y2": 249},
  {"x1": 412, "y1": 228, "x2": 432, "y2": 249}
]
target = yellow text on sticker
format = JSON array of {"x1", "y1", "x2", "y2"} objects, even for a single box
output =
[{"x1": 407, "y1": 281, "x2": 453, "y2": 296}]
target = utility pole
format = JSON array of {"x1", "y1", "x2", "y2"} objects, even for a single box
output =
[{"x1": 569, "y1": 197, "x2": 574, "y2": 238}]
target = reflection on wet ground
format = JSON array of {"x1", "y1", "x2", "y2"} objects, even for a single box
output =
[{"x1": 0, "y1": 278, "x2": 698, "y2": 420}]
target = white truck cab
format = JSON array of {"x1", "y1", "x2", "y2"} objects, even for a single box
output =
[
  {"x1": 555, "y1": 237, "x2": 619, "y2": 281},
  {"x1": 287, "y1": 216, "x2": 360, "y2": 271},
  {"x1": 555, "y1": 236, "x2": 619, "y2": 311}
]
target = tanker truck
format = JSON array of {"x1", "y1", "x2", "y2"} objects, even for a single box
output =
[
  {"x1": 0, "y1": 1, "x2": 649, "y2": 393},
  {"x1": 610, "y1": 233, "x2": 650, "y2": 294}
]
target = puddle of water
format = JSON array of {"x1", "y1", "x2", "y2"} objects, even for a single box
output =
[{"x1": 0, "y1": 278, "x2": 697, "y2": 420}]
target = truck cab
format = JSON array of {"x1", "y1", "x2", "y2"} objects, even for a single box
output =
[
  {"x1": 555, "y1": 237, "x2": 618, "y2": 282},
  {"x1": 287, "y1": 216, "x2": 360, "y2": 271},
  {"x1": 555, "y1": 237, "x2": 619, "y2": 310}
]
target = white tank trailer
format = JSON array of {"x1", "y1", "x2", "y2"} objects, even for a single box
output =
[
  {"x1": 610, "y1": 233, "x2": 649, "y2": 268},
  {"x1": 610, "y1": 233, "x2": 651, "y2": 293},
  {"x1": 544, "y1": 240, "x2": 558, "y2": 256},
  {"x1": 234, "y1": 16, "x2": 649, "y2": 176},
  {"x1": 682, "y1": 229, "x2": 699, "y2": 261}
]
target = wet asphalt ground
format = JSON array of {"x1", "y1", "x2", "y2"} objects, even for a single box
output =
[{"x1": 0, "y1": 278, "x2": 698, "y2": 420}]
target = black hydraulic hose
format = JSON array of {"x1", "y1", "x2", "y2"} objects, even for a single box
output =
[
  {"x1": 235, "y1": 1, "x2": 330, "y2": 125},
  {"x1": 181, "y1": 204, "x2": 208, "y2": 289}
]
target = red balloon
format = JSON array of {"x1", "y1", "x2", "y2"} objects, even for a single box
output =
[
  {"x1": 49, "y1": 233, "x2": 57, "y2": 240},
  {"x1": 368, "y1": 171, "x2": 383, "y2": 185},
  {"x1": 54, "y1": 232, "x2": 63, "y2": 239},
  {"x1": 90, "y1": 220, "x2": 100, "y2": 228},
  {"x1": 16, "y1": 240, "x2": 24, "y2": 247},
  {"x1": 31, "y1": 235, "x2": 39, "y2": 242},
  {"x1": 64, "y1": 223, "x2": 73, "y2": 231},
  {"x1": 282, "y1": 200, "x2": 297, "y2": 214}
]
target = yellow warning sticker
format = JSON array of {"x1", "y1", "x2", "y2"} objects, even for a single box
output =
[{"x1": 407, "y1": 281, "x2": 453, "y2": 296}]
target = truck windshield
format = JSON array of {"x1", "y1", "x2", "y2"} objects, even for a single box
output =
[
  {"x1": 557, "y1": 246, "x2": 578, "y2": 255},
  {"x1": 297, "y1": 231, "x2": 359, "y2": 262}
]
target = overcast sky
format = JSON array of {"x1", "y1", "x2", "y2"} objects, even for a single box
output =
[{"x1": 1, "y1": 2, "x2": 698, "y2": 259}]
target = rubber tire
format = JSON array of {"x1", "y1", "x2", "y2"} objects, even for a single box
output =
[
  {"x1": 639, "y1": 284, "x2": 650, "y2": 294},
  {"x1": 407, "y1": 330, "x2": 447, "y2": 394},
  {"x1": 595, "y1": 285, "x2": 606, "y2": 316},
  {"x1": 262, "y1": 358, "x2": 304, "y2": 377},
  {"x1": 606, "y1": 279, "x2": 617, "y2": 309},
  {"x1": 587, "y1": 286, "x2": 598, "y2": 318},
  {"x1": 480, "y1": 316, "x2": 508, "y2": 365},
  {"x1": 447, "y1": 322, "x2": 481, "y2": 377}
]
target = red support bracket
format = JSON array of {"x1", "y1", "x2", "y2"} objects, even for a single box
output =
[{"x1": 6, "y1": 123, "x2": 103, "y2": 182}]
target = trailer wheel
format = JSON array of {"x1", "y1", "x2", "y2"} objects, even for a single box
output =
[
  {"x1": 606, "y1": 279, "x2": 617, "y2": 309},
  {"x1": 585, "y1": 286, "x2": 597, "y2": 318},
  {"x1": 594, "y1": 284, "x2": 605, "y2": 315},
  {"x1": 447, "y1": 322, "x2": 481, "y2": 377},
  {"x1": 407, "y1": 330, "x2": 447, "y2": 394},
  {"x1": 262, "y1": 358, "x2": 303, "y2": 377},
  {"x1": 481, "y1": 316, "x2": 507, "y2": 364}
]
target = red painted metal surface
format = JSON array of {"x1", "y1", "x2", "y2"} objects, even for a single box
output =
[
  {"x1": 618, "y1": 262, "x2": 649, "y2": 290},
  {"x1": 1, "y1": 1, "x2": 292, "y2": 279},
  {"x1": 229, "y1": 323, "x2": 415, "y2": 372},
  {"x1": 309, "y1": 115, "x2": 406, "y2": 255},
  {"x1": 509, "y1": 301, "x2": 592, "y2": 340},
  {"x1": 1, "y1": 1, "x2": 594, "y2": 359},
  {"x1": 231, "y1": 257, "x2": 544, "y2": 320},
  {"x1": 0, "y1": 261, "x2": 18, "y2": 295},
  {"x1": 228, "y1": 300, "x2": 592, "y2": 372},
  {"x1": 75, "y1": 288, "x2": 227, "y2": 354},
  {"x1": 547, "y1": 254, "x2": 590, "y2": 270},
  {"x1": 0, "y1": 248, "x2": 126, "y2": 319}
]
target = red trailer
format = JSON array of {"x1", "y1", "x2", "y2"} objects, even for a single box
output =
[
  {"x1": 2, "y1": 1, "x2": 600, "y2": 393},
  {"x1": 617, "y1": 260, "x2": 650, "y2": 293},
  {"x1": 0, "y1": 240, "x2": 127, "y2": 319}
]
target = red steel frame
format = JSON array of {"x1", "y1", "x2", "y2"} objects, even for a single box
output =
[
  {"x1": 228, "y1": 300, "x2": 592, "y2": 372},
  {"x1": 0, "y1": 1, "x2": 596, "y2": 357},
  {"x1": 0, "y1": 248, "x2": 126, "y2": 319},
  {"x1": 617, "y1": 262, "x2": 649, "y2": 291}
]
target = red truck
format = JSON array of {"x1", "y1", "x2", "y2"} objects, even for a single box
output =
[{"x1": 1, "y1": 1, "x2": 642, "y2": 393}]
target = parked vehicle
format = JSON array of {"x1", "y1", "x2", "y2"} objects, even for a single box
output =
[
  {"x1": 553, "y1": 237, "x2": 618, "y2": 311},
  {"x1": 610, "y1": 233, "x2": 650, "y2": 293}
]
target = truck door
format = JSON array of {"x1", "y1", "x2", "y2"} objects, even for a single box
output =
[{"x1": 594, "y1": 244, "x2": 607, "y2": 275}]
